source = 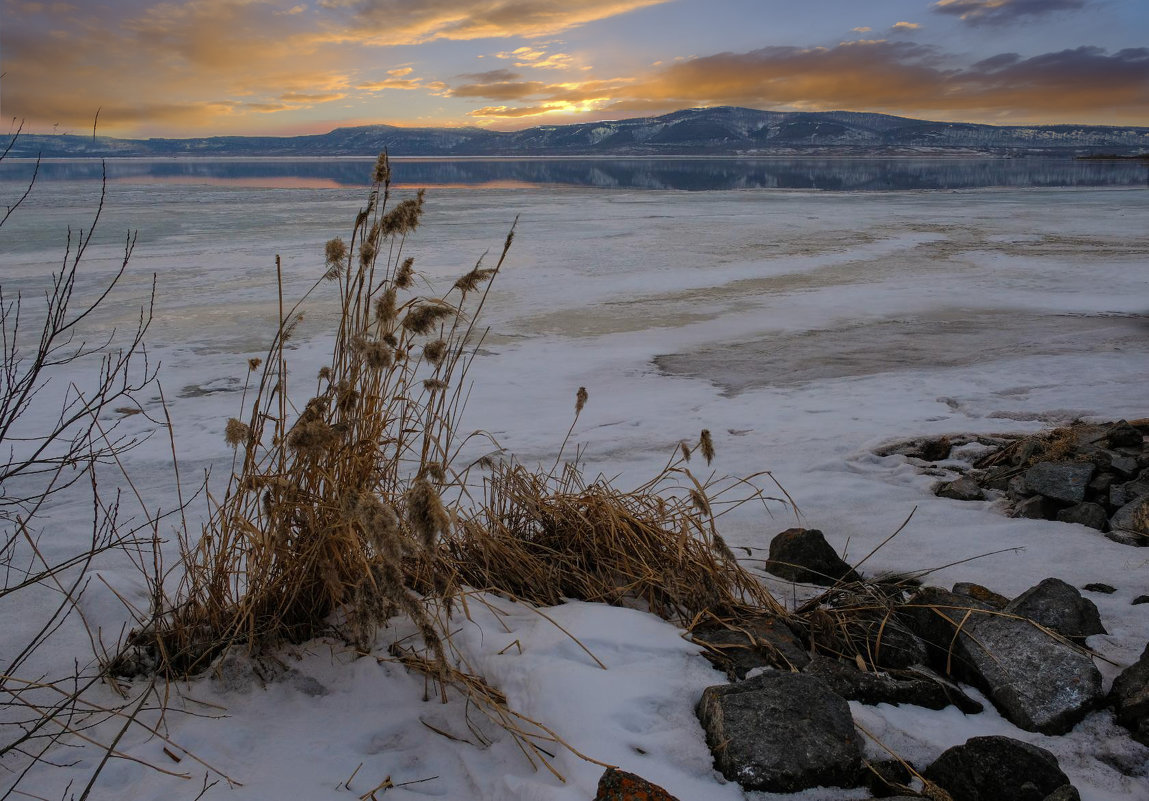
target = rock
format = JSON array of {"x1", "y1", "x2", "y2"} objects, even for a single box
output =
[
  {"x1": 1107, "y1": 420, "x2": 1144, "y2": 449},
  {"x1": 952, "y1": 582, "x2": 1010, "y2": 609},
  {"x1": 1055, "y1": 502, "x2": 1108, "y2": 530},
  {"x1": 808, "y1": 605, "x2": 928, "y2": 671},
  {"x1": 1082, "y1": 583, "x2": 1117, "y2": 594},
  {"x1": 1110, "y1": 496, "x2": 1149, "y2": 544},
  {"x1": 1014, "y1": 495, "x2": 1051, "y2": 520},
  {"x1": 899, "y1": 587, "x2": 1103, "y2": 734},
  {"x1": 936, "y1": 476, "x2": 985, "y2": 501},
  {"x1": 1093, "y1": 449, "x2": 1141, "y2": 479},
  {"x1": 696, "y1": 671, "x2": 862, "y2": 792},
  {"x1": 1109, "y1": 643, "x2": 1149, "y2": 745},
  {"x1": 1087, "y1": 472, "x2": 1115, "y2": 504},
  {"x1": 1007, "y1": 474, "x2": 1031, "y2": 501},
  {"x1": 1111, "y1": 478, "x2": 1149, "y2": 509},
  {"x1": 1134, "y1": 595, "x2": 1149, "y2": 606},
  {"x1": 1106, "y1": 529, "x2": 1147, "y2": 547},
  {"x1": 595, "y1": 768, "x2": 680, "y2": 801},
  {"x1": 1024, "y1": 461, "x2": 1095, "y2": 504},
  {"x1": 1005, "y1": 577, "x2": 1106, "y2": 644},
  {"x1": 690, "y1": 614, "x2": 809, "y2": 678},
  {"x1": 1044, "y1": 786, "x2": 1082, "y2": 801},
  {"x1": 919, "y1": 436, "x2": 953, "y2": 462},
  {"x1": 803, "y1": 655, "x2": 983, "y2": 714},
  {"x1": 923, "y1": 736, "x2": 1075, "y2": 801},
  {"x1": 764, "y1": 528, "x2": 861, "y2": 586},
  {"x1": 859, "y1": 759, "x2": 914, "y2": 797}
]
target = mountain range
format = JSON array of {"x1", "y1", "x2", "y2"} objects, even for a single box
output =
[{"x1": 7, "y1": 107, "x2": 1149, "y2": 158}]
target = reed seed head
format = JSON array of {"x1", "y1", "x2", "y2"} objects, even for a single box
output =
[
  {"x1": 318, "y1": 366, "x2": 333, "y2": 381},
  {"x1": 680, "y1": 441, "x2": 691, "y2": 462},
  {"x1": 407, "y1": 477, "x2": 450, "y2": 551},
  {"x1": 423, "y1": 378, "x2": 448, "y2": 392},
  {"x1": 224, "y1": 418, "x2": 251, "y2": 447},
  {"x1": 420, "y1": 462, "x2": 446, "y2": 483},
  {"x1": 575, "y1": 386, "x2": 588, "y2": 415},
  {"x1": 453, "y1": 265, "x2": 496, "y2": 295},
  {"x1": 374, "y1": 287, "x2": 397, "y2": 327},
  {"x1": 423, "y1": 339, "x2": 448, "y2": 366},
  {"x1": 689, "y1": 488, "x2": 711, "y2": 516},
  {"x1": 395, "y1": 256, "x2": 416, "y2": 289},
  {"x1": 699, "y1": 429, "x2": 715, "y2": 466},
  {"x1": 248, "y1": 357, "x2": 262, "y2": 371},
  {"x1": 380, "y1": 192, "x2": 425, "y2": 238},
  {"x1": 360, "y1": 238, "x2": 377, "y2": 268},
  {"x1": 402, "y1": 301, "x2": 455, "y2": 335},
  {"x1": 372, "y1": 151, "x2": 392, "y2": 185},
  {"x1": 325, "y1": 237, "x2": 347, "y2": 265}
]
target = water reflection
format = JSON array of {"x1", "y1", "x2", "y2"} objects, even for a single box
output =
[{"x1": 1, "y1": 157, "x2": 1145, "y2": 191}]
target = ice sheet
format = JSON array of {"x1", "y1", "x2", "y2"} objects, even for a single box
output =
[{"x1": 2, "y1": 182, "x2": 1148, "y2": 800}]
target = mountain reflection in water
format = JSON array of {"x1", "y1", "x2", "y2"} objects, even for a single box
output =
[{"x1": 1, "y1": 157, "x2": 1145, "y2": 191}]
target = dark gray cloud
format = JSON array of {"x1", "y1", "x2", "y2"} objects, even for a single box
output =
[{"x1": 933, "y1": 0, "x2": 1087, "y2": 25}]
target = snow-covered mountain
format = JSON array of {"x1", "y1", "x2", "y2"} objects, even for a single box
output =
[{"x1": 8, "y1": 107, "x2": 1149, "y2": 158}]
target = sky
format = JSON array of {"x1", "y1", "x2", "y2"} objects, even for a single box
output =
[{"x1": 2, "y1": 0, "x2": 1148, "y2": 138}]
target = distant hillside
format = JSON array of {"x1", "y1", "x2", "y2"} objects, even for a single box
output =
[{"x1": 8, "y1": 107, "x2": 1149, "y2": 158}]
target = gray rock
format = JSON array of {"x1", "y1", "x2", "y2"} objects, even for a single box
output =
[
  {"x1": 1056, "y1": 502, "x2": 1108, "y2": 531},
  {"x1": 1094, "y1": 450, "x2": 1141, "y2": 479},
  {"x1": 764, "y1": 528, "x2": 861, "y2": 586},
  {"x1": 696, "y1": 671, "x2": 862, "y2": 792},
  {"x1": 803, "y1": 655, "x2": 983, "y2": 714},
  {"x1": 936, "y1": 476, "x2": 985, "y2": 501},
  {"x1": 1107, "y1": 420, "x2": 1144, "y2": 449},
  {"x1": 1007, "y1": 474, "x2": 1031, "y2": 501},
  {"x1": 923, "y1": 736, "x2": 1074, "y2": 801},
  {"x1": 1087, "y1": 472, "x2": 1114, "y2": 503},
  {"x1": 1109, "y1": 643, "x2": 1149, "y2": 746},
  {"x1": 1005, "y1": 577, "x2": 1106, "y2": 644},
  {"x1": 1044, "y1": 786, "x2": 1082, "y2": 801},
  {"x1": 691, "y1": 614, "x2": 809, "y2": 678},
  {"x1": 1111, "y1": 478, "x2": 1149, "y2": 509},
  {"x1": 1134, "y1": 595, "x2": 1149, "y2": 606},
  {"x1": 1015, "y1": 495, "x2": 1051, "y2": 520},
  {"x1": 953, "y1": 614, "x2": 1103, "y2": 734},
  {"x1": 1110, "y1": 496, "x2": 1149, "y2": 544},
  {"x1": 899, "y1": 587, "x2": 1103, "y2": 734},
  {"x1": 1082, "y1": 583, "x2": 1117, "y2": 594},
  {"x1": 1025, "y1": 461, "x2": 1095, "y2": 504},
  {"x1": 1106, "y1": 529, "x2": 1147, "y2": 547}
]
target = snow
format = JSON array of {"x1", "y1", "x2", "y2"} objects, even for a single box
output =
[{"x1": 2, "y1": 177, "x2": 1148, "y2": 799}]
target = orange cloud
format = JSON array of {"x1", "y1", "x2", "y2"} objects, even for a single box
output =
[
  {"x1": 892, "y1": 21, "x2": 921, "y2": 30},
  {"x1": 464, "y1": 42, "x2": 1149, "y2": 125},
  {"x1": 315, "y1": 0, "x2": 671, "y2": 45},
  {"x1": 933, "y1": 0, "x2": 1086, "y2": 24}
]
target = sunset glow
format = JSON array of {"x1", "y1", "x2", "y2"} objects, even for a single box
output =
[{"x1": 2, "y1": 0, "x2": 1147, "y2": 137}]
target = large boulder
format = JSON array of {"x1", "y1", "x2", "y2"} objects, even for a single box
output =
[
  {"x1": 923, "y1": 736, "x2": 1076, "y2": 801},
  {"x1": 1024, "y1": 461, "x2": 1095, "y2": 504},
  {"x1": 1109, "y1": 642, "x2": 1149, "y2": 745},
  {"x1": 764, "y1": 528, "x2": 860, "y2": 586},
  {"x1": 696, "y1": 671, "x2": 861, "y2": 792},
  {"x1": 899, "y1": 587, "x2": 1103, "y2": 734},
  {"x1": 1005, "y1": 577, "x2": 1106, "y2": 644}
]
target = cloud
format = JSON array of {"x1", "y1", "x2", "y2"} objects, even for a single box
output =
[
  {"x1": 892, "y1": 21, "x2": 921, "y2": 30},
  {"x1": 495, "y1": 44, "x2": 576, "y2": 70},
  {"x1": 852, "y1": 26, "x2": 872, "y2": 32},
  {"x1": 466, "y1": 41, "x2": 1149, "y2": 125},
  {"x1": 932, "y1": 0, "x2": 1087, "y2": 25},
  {"x1": 315, "y1": 0, "x2": 671, "y2": 45}
]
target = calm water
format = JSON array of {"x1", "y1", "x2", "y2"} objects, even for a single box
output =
[{"x1": 1, "y1": 157, "x2": 1146, "y2": 191}]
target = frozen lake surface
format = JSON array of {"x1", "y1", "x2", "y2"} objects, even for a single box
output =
[{"x1": 2, "y1": 172, "x2": 1148, "y2": 799}]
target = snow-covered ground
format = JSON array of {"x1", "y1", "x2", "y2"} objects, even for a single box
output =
[{"x1": 2, "y1": 178, "x2": 1148, "y2": 799}]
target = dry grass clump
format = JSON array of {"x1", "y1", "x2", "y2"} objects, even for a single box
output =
[
  {"x1": 443, "y1": 454, "x2": 787, "y2": 626},
  {"x1": 119, "y1": 154, "x2": 509, "y2": 676}
]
